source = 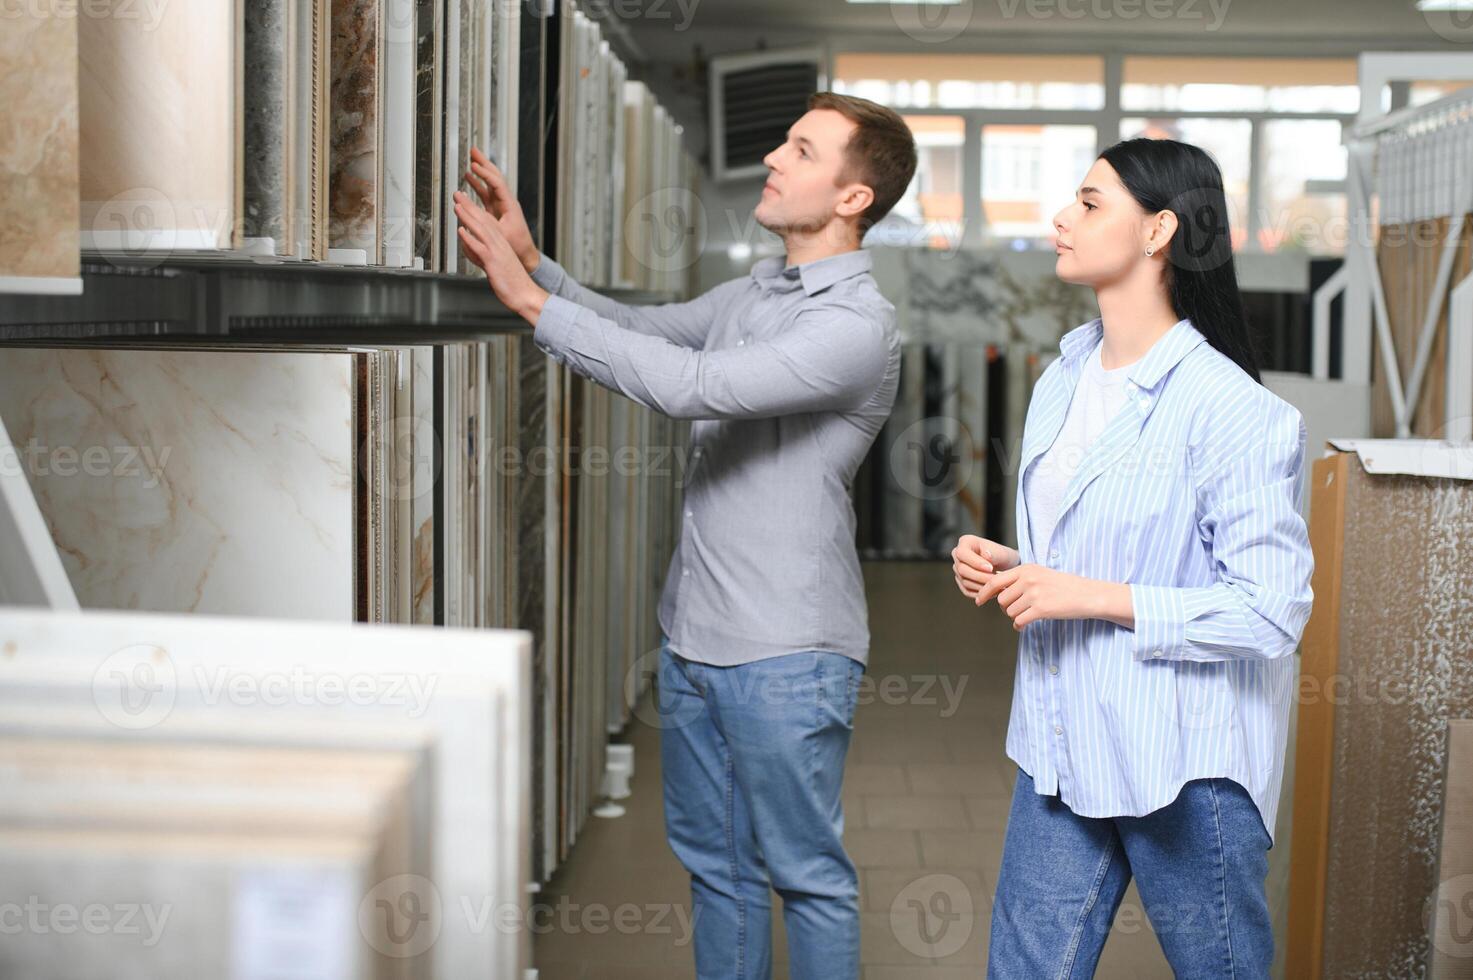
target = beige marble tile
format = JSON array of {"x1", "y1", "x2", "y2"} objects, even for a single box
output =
[
  {"x1": 78, "y1": 0, "x2": 239, "y2": 252},
  {"x1": 0, "y1": 347, "x2": 357, "y2": 620},
  {"x1": 0, "y1": 10, "x2": 79, "y2": 290}
]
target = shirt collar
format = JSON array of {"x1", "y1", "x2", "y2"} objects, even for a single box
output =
[
  {"x1": 750, "y1": 249, "x2": 873, "y2": 296},
  {"x1": 1058, "y1": 316, "x2": 1207, "y2": 391}
]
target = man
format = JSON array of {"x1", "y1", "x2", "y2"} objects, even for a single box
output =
[{"x1": 454, "y1": 91, "x2": 917, "y2": 980}]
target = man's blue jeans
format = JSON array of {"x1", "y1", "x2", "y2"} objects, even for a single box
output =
[
  {"x1": 988, "y1": 767, "x2": 1275, "y2": 978},
  {"x1": 656, "y1": 639, "x2": 864, "y2": 980}
]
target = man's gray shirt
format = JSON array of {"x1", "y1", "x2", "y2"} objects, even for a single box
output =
[{"x1": 530, "y1": 248, "x2": 900, "y2": 667}]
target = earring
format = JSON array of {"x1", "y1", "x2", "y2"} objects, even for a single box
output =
[{"x1": 1145, "y1": 245, "x2": 1155, "y2": 256}]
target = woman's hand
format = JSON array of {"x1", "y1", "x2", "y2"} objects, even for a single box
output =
[
  {"x1": 952, "y1": 535, "x2": 1019, "y2": 601},
  {"x1": 973, "y1": 565, "x2": 1118, "y2": 631}
]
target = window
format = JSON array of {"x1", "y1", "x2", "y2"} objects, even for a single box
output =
[
  {"x1": 1121, "y1": 56, "x2": 1359, "y2": 113},
  {"x1": 1120, "y1": 118, "x2": 1253, "y2": 249},
  {"x1": 880, "y1": 115, "x2": 965, "y2": 250},
  {"x1": 834, "y1": 53, "x2": 1105, "y2": 110},
  {"x1": 981, "y1": 125, "x2": 1097, "y2": 245},
  {"x1": 1257, "y1": 120, "x2": 1348, "y2": 254},
  {"x1": 1410, "y1": 80, "x2": 1473, "y2": 107},
  {"x1": 836, "y1": 52, "x2": 1361, "y2": 255}
]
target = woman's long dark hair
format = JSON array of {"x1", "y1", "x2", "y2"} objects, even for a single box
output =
[{"x1": 1098, "y1": 138, "x2": 1262, "y2": 385}]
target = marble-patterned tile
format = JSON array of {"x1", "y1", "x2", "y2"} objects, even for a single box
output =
[
  {"x1": 413, "y1": 0, "x2": 440, "y2": 270},
  {"x1": 410, "y1": 346, "x2": 435, "y2": 625},
  {"x1": 328, "y1": 0, "x2": 381, "y2": 257},
  {"x1": 0, "y1": 10, "x2": 80, "y2": 292},
  {"x1": 381, "y1": 0, "x2": 415, "y2": 266},
  {"x1": 78, "y1": 1, "x2": 238, "y2": 252},
  {"x1": 0, "y1": 347, "x2": 357, "y2": 620},
  {"x1": 456, "y1": 0, "x2": 476, "y2": 275},
  {"x1": 244, "y1": 0, "x2": 292, "y2": 254},
  {"x1": 294, "y1": 0, "x2": 332, "y2": 261}
]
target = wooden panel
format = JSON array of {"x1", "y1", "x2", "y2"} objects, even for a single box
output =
[{"x1": 1286, "y1": 450, "x2": 1349, "y2": 979}]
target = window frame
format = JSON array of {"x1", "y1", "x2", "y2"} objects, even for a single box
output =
[{"x1": 836, "y1": 52, "x2": 1358, "y2": 255}]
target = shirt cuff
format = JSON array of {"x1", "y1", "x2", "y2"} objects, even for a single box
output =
[
  {"x1": 1130, "y1": 584, "x2": 1185, "y2": 662},
  {"x1": 529, "y1": 253, "x2": 564, "y2": 292},
  {"x1": 532, "y1": 293, "x2": 583, "y2": 362}
]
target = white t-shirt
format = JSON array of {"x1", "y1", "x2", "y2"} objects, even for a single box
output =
[{"x1": 1026, "y1": 339, "x2": 1135, "y2": 559}]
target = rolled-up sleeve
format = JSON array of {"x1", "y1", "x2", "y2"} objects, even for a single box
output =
[
  {"x1": 530, "y1": 253, "x2": 719, "y2": 349},
  {"x1": 534, "y1": 292, "x2": 889, "y2": 421},
  {"x1": 1130, "y1": 400, "x2": 1315, "y2": 663}
]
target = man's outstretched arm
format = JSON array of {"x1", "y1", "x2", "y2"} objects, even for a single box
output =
[{"x1": 464, "y1": 147, "x2": 719, "y2": 349}]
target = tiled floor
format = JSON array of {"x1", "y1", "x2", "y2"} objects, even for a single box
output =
[{"x1": 532, "y1": 561, "x2": 1294, "y2": 979}]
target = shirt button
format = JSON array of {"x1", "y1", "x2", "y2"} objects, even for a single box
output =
[
  {"x1": 1054, "y1": 726, "x2": 1064, "y2": 736},
  {"x1": 683, "y1": 569, "x2": 690, "y2": 577},
  {"x1": 685, "y1": 511, "x2": 693, "y2": 518},
  {"x1": 1048, "y1": 664, "x2": 1059, "y2": 675},
  {"x1": 1049, "y1": 550, "x2": 1059, "y2": 560},
  {"x1": 1152, "y1": 649, "x2": 1164, "y2": 658}
]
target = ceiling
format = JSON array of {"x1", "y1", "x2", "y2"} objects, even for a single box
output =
[{"x1": 620, "y1": 0, "x2": 1472, "y2": 57}]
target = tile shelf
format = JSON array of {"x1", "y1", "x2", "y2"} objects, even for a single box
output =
[{"x1": 0, "y1": 253, "x2": 677, "y2": 343}]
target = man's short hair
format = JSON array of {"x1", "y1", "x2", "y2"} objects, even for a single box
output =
[{"x1": 807, "y1": 91, "x2": 919, "y2": 234}]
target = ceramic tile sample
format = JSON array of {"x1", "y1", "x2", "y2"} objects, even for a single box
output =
[
  {"x1": 0, "y1": 347, "x2": 357, "y2": 620},
  {"x1": 0, "y1": 606, "x2": 533, "y2": 979},
  {"x1": 410, "y1": 346, "x2": 435, "y2": 624},
  {"x1": 0, "y1": 9, "x2": 80, "y2": 293},
  {"x1": 329, "y1": 0, "x2": 382, "y2": 259},
  {"x1": 0, "y1": 827, "x2": 382, "y2": 979},
  {"x1": 296, "y1": 0, "x2": 332, "y2": 260},
  {"x1": 78, "y1": 0, "x2": 240, "y2": 252},
  {"x1": 381, "y1": 0, "x2": 415, "y2": 266},
  {"x1": 413, "y1": 0, "x2": 441, "y2": 270},
  {"x1": 244, "y1": 0, "x2": 294, "y2": 255},
  {"x1": 517, "y1": 340, "x2": 553, "y2": 881},
  {"x1": 455, "y1": 0, "x2": 476, "y2": 275}
]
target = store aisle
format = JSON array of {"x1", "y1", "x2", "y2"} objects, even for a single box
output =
[{"x1": 531, "y1": 561, "x2": 1213, "y2": 978}]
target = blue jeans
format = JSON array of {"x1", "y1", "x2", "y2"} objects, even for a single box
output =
[
  {"x1": 656, "y1": 640, "x2": 864, "y2": 980},
  {"x1": 989, "y1": 768, "x2": 1273, "y2": 979}
]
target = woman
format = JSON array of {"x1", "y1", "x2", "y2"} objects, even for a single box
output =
[{"x1": 951, "y1": 138, "x2": 1314, "y2": 977}]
